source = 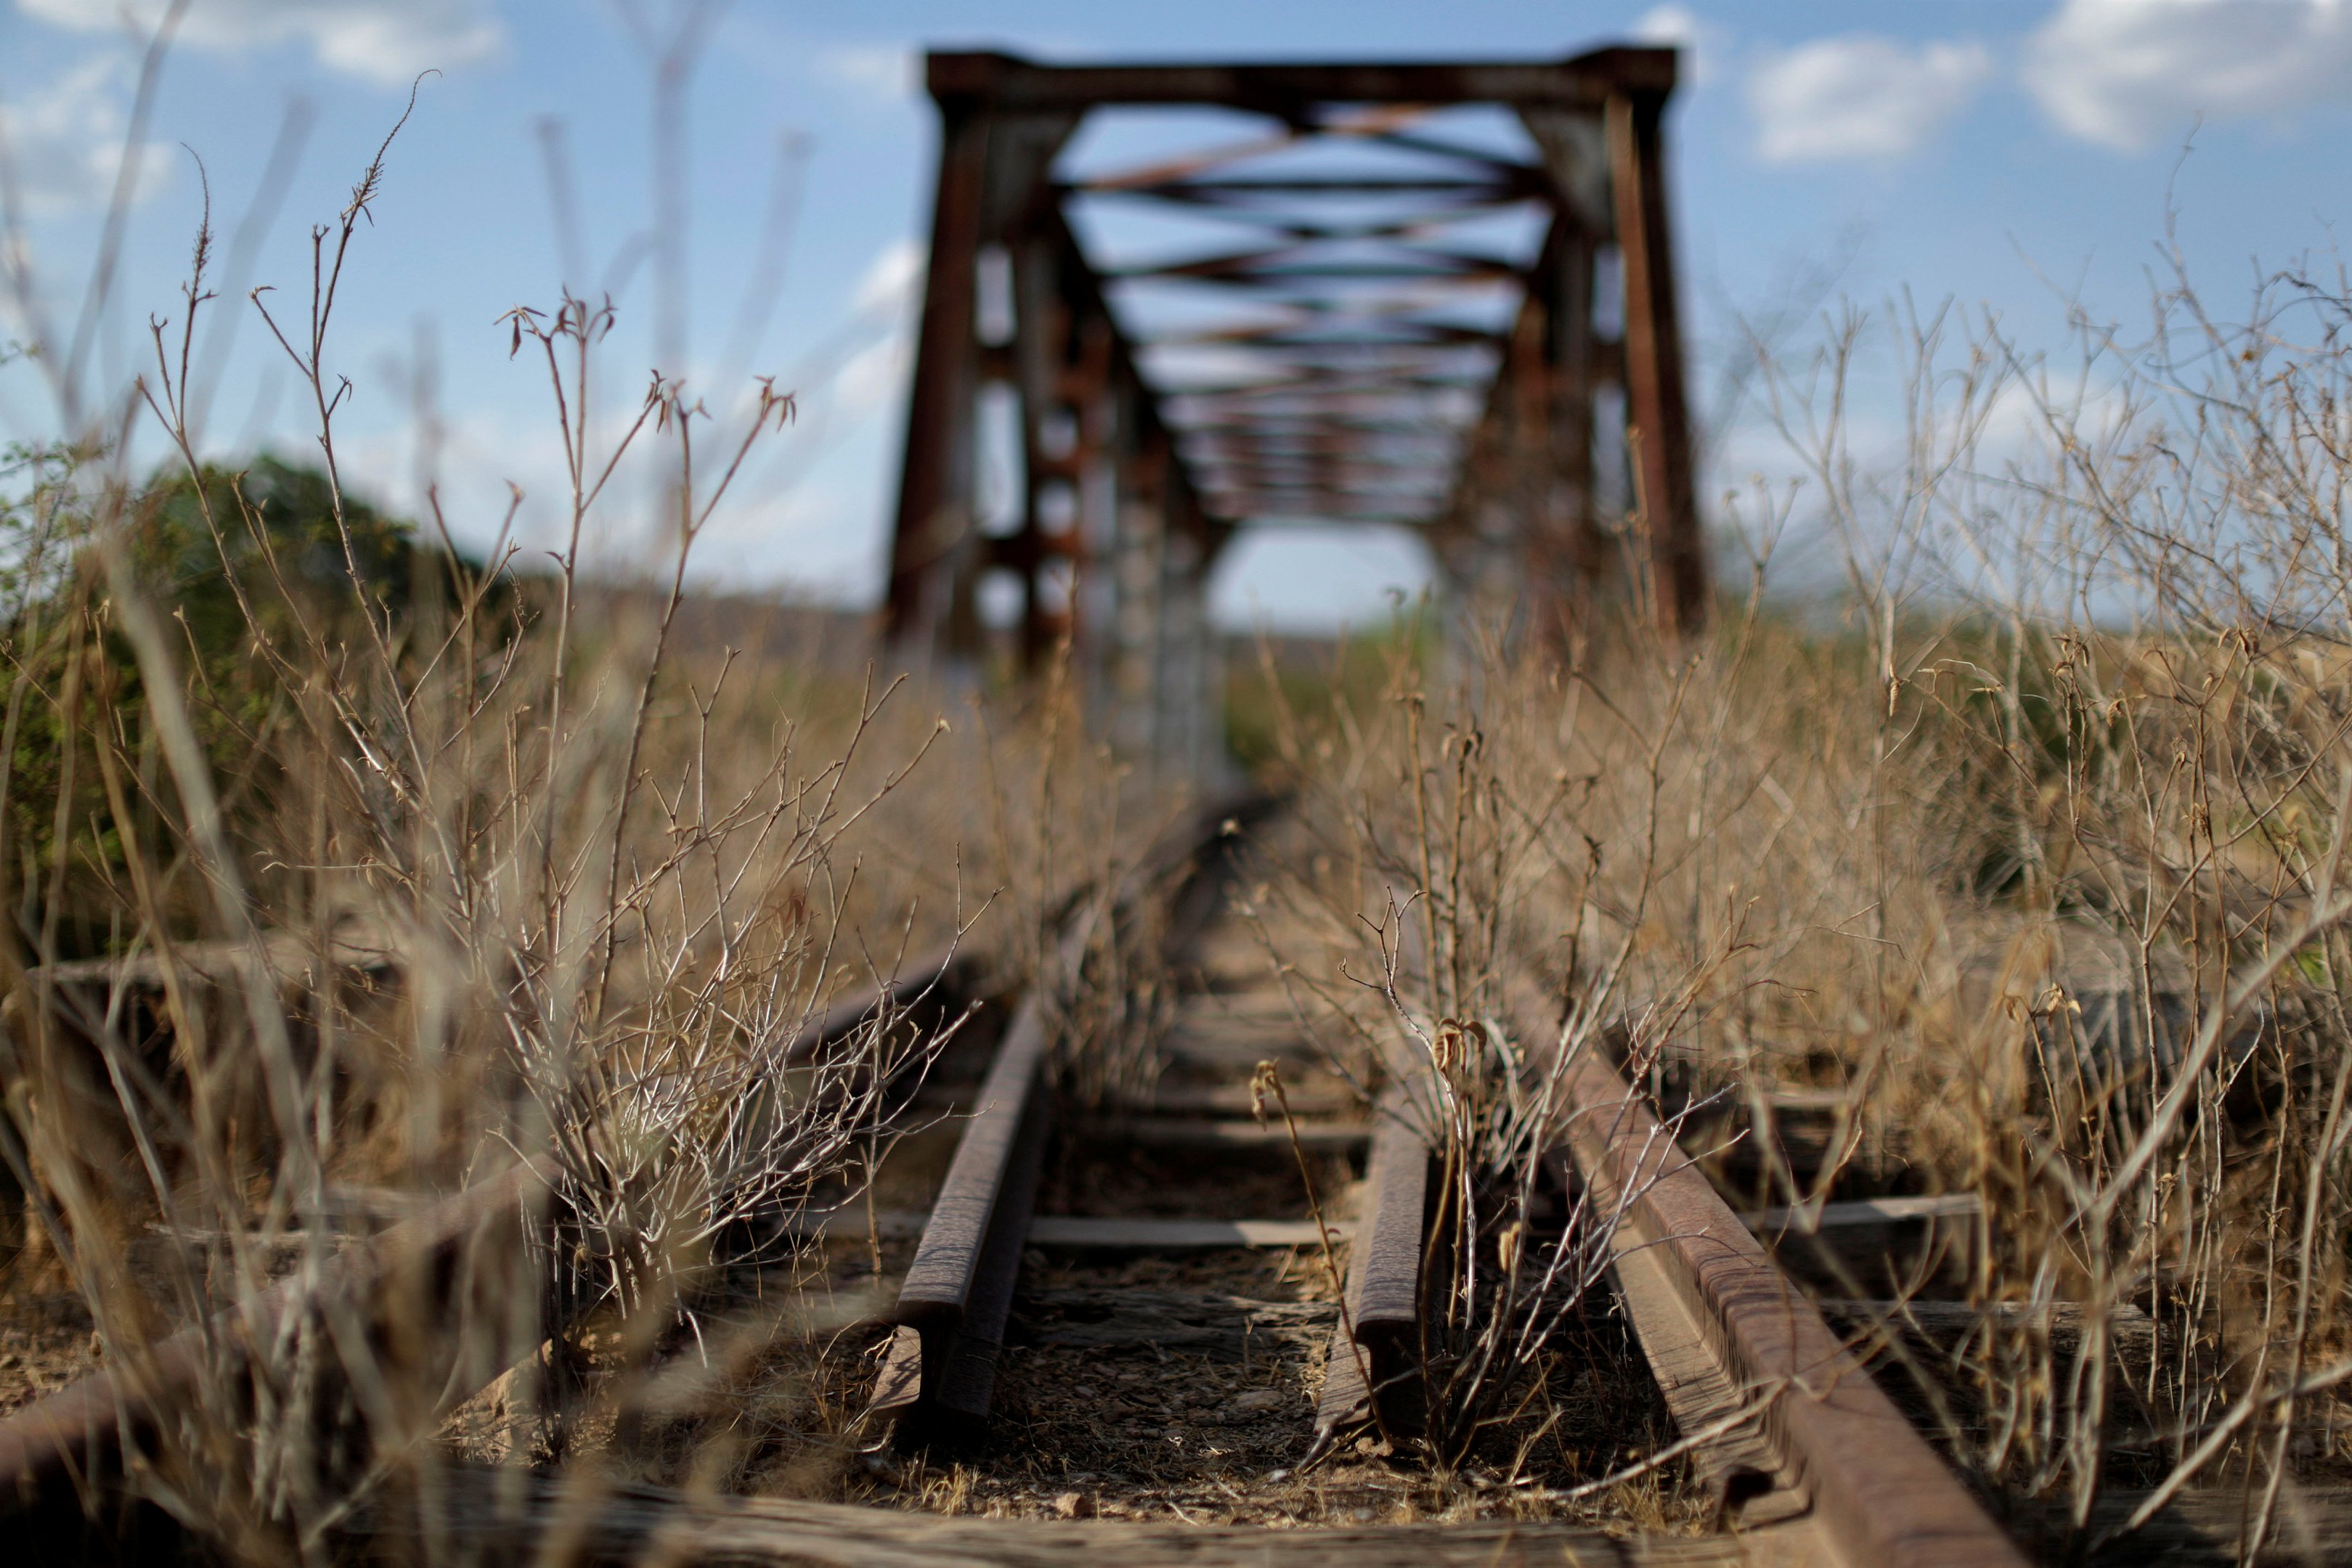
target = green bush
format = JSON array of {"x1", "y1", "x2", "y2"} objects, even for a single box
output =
[{"x1": 1, "y1": 456, "x2": 492, "y2": 958}]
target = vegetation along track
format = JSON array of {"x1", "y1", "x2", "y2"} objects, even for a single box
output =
[{"x1": 0, "y1": 796, "x2": 2334, "y2": 1564}]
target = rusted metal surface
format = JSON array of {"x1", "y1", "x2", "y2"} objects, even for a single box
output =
[
  {"x1": 887, "y1": 42, "x2": 1709, "y2": 767},
  {"x1": 933, "y1": 1050, "x2": 1051, "y2": 1423},
  {"x1": 874, "y1": 796, "x2": 1261, "y2": 1438},
  {"x1": 926, "y1": 50, "x2": 1677, "y2": 109},
  {"x1": 884, "y1": 103, "x2": 1015, "y2": 658},
  {"x1": 889, "y1": 1026, "x2": 1047, "y2": 1315},
  {"x1": 1030, "y1": 1216, "x2": 1348, "y2": 1249},
  {"x1": 1317, "y1": 1087, "x2": 1428, "y2": 1441},
  {"x1": 1607, "y1": 86, "x2": 1704, "y2": 639},
  {"x1": 1556, "y1": 1050, "x2": 2029, "y2": 1568},
  {"x1": 813, "y1": 1210, "x2": 1352, "y2": 1249},
  {"x1": 878, "y1": 993, "x2": 1053, "y2": 1438}
]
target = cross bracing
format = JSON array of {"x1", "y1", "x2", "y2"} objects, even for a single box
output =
[{"x1": 884, "y1": 46, "x2": 1705, "y2": 771}]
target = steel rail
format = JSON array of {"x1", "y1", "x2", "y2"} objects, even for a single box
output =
[
  {"x1": 1313, "y1": 1087, "x2": 1428, "y2": 1447},
  {"x1": 1553, "y1": 1046, "x2": 2029, "y2": 1567},
  {"x1": 868, "y1": 796, "x2": 1267, "y2": 1444},
  {"x1": 867, "y1": 988, "x2": 1054, "y2": 1439}
]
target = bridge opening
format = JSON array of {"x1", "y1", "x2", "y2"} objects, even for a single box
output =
[{"x1": 1206, "y1": 523, "x2": 1437, "y2": 637}]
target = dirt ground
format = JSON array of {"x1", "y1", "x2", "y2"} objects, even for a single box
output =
[
  {"x1": 842, "y1": 1238, "x2": 1706, "y2": 1533},
  {"x1": 0, "y1": 1281, "x2": 97, "y2": 1419},
  {"x1": 451, "y1": 1196, "x2": 1709, "y2": 1538}
]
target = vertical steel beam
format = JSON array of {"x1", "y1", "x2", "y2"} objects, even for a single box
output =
[
  {"x1": 1108, "y1": 418, "x2": 1163, "y2": 760},
  {"x1": 1075, "y1": 320, "x2": 1121, "y2": 706},
  {"x1": 1608, "y1": 86, "x2": 1707, "y2": 640},
  {"x1": 887, "y1": 89, "x2": 1077, "y2": 661},
  {"x1": 1547, "y1": 227, "x2": 1600, "y2": 593},
  {"x1": 885, "y1": 106, "x2": 989, "y2": 656},
  {"x1": 1010, "y1": 233, "x2": 1067, "y2": 669}
]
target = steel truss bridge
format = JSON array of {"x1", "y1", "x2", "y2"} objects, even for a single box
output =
[{"x1": 884, "y1": 44, "x2": 1705, "y2": 771}]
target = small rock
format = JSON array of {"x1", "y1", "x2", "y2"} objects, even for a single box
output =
[
  {"x1": 1053, "y1": 1491, "x2": 1093, "y2": 1519},
  {"x1": 1231, "y1": 1388, "x2": 1285, "y2": 1414}
]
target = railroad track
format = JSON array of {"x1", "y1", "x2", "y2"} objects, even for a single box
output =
[
  {"x1": 858, "y1": 807, "x2": 1404, "y2": 1485},
  {"x1": 0, "y1": 801, "x2": 2312, "y2": 1564},
  {"x1": 830, "y1": 809, "x2": 2027, "y2": 1564}
]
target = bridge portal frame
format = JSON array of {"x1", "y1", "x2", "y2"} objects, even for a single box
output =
[{"x1": 884, "y1": 46, "x2": 1703, "y2": 765}]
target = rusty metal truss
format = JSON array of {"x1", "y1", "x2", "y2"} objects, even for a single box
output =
[{"x1": 884, "y1": 46, "x2": 1704, "y2": 767}]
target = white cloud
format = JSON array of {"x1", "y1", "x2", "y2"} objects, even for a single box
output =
[
  {"x1": 1749, "y1": 35, "x2": 1993, "y2": 164},
  {"x1": 818, "y1": 44, "x2": 912, "y2": 103},
  {"x1": 851, "y1": 237, "x2": 923, "y2": 317},
  {"x1": 17, "y1": 0, "x2": 501, "y2": 88},
  {"x1": 1633, "y1": 4, "x2": 1728, "y2": 86},
  {"x1": 835, "y1": 331, "x2": 908, "y2": 419},
  {"x1": 2025, "y1": 0, "x2": 2352, "y2": 152},
  {"x1": 0, "y1": 54, "x2": 171, "y2": 214}
]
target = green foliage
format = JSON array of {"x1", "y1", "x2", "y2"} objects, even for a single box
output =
[
  {"x1": 0, "y1": 456, "x2": 485, "y2": 957},
  {"x1": 0, "y1": 441, "x2": 98, "y2": 619},
  {"x1": 136, "y1": 456, "x2": 426, "y2": 669}
]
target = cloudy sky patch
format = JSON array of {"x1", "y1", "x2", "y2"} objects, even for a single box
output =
[
  {"x1": 0, "y1": 53, "x2": 172, "y2": 214},
  {"x1": 20, "y1": 0, "x2": 502, "y2": 88},
  {"x1": 2024, "y1": 0, "x2": 2352, "y2": 152},
  {"x1": 1748, "y1": 34, "x2": 1994, "y2": 163},
  {"x1": 9, "y1": 1, "x2": 2352, "y2": 626}
]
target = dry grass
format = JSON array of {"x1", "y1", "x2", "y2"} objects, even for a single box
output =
[
  {"x1": 1218, "y1": 256, "x2": 2352, "y2": 1558},
  {"x1": 0, "y1": 47, "x2": 1139, "y2": 1563},
  {"x1": 12, "y1": 12, "x2": 2352, "y2": 1567}
]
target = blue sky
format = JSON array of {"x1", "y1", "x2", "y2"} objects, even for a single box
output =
[{"x1": 6, "y1": 1, "x2": 2352, "y2": 629}]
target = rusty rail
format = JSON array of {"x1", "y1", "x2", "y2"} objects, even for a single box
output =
[
  {"x1": 1553, "y1": 1046, "x2": 2029, "y2": 1567},
  {"x1": 868, "y1": 989, "x2": 1054, "y2": 1438},
  {"x1": 868, "y1": 794, "x2": 1269, "y2": 1442},
  {"x1": 1314, "y1": 1087, "x2": 1427, "y2": 1445}
]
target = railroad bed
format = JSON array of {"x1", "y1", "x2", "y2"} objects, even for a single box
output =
[
  {"x1": 0, "y1": 804, "x2": 2337, "y2": 1564},
  {"x1": 838, "y1": 902, "x2": 1688, "y2": 1531},
  {"x1": 741, "y1": 811, "x2": 2316, "y2": 1563}
]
